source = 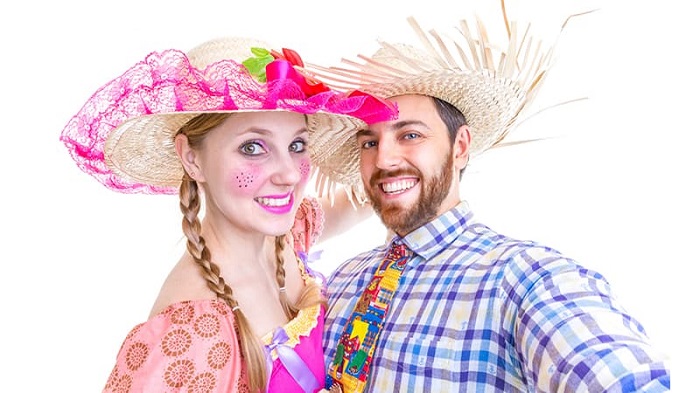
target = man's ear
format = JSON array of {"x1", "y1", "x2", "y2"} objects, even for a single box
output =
[
  {"x1": 174, "y1": 134, "x2": 203, "y2": 182},
  {"x1": 453, "y1": 125, "x2": 471, "y2": 170}
]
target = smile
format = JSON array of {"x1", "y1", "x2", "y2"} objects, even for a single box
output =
[
  {"x1": 255, "y1": 194, "x2": 291, "y2": 207},
  {"x1": 381, "y1": 179, "x2": 418, "y2": 194},
  {"x1": 254, "y1": 193, "x2": 294, "y2": 214}
]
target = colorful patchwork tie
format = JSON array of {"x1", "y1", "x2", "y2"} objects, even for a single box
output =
[{"x1": 326, "y1": 242, "x2": 412, "y2": 393}]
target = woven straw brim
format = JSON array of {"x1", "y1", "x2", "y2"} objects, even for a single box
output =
[
  {"x1": 360, "y1": 69, "x2": 527, "y2": 155},
  {"x1": 303, "y1": 70, "x2": 529, "y2": 189},
  {"x1": 104, "y1": 109, "x2": 366, "y2": 190}
]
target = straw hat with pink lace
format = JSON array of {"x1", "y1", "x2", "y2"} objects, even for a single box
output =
[{"x1": 60, "y1": 36, "x2": 397, "y2": 200}]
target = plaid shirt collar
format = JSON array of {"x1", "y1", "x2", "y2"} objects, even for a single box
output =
[{"x1": 384, "y1": 201, "x2": 474, "y2": 262}]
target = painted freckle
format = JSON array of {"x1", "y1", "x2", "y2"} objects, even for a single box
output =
[
  {"x1": 235, "y1": 171, "x2": 255, "y2": 188},
  {"x1": 299, "y1": 160, "x2": 311, "y2": 182}
]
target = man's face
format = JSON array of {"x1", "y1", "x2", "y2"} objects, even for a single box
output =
[{"x1": 357, "y1": 95, "x2": 467, "y2": 236}]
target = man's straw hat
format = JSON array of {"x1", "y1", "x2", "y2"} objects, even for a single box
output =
[{"x1": 306, "y1": 5, "x2": 592, "y2": 187}]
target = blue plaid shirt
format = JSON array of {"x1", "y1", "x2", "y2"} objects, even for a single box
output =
[{"x1": 324, "y1": 201, "x2": 670, "y2": 392}]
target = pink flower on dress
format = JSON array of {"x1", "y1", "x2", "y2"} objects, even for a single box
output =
[
  {"x1": 164, "y1": 358, "x2": 195, "y2": 388},
  {"x1": 161, "y1": 328, "x2": 193, "y2": 357}
]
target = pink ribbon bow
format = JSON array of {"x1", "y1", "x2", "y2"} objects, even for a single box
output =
[
  {"x1": 265, "y1": 327, "x2": 320, "y2": 393},
  {"x1": 266, "y1": 59, "x2": 330, "y2": 98}
]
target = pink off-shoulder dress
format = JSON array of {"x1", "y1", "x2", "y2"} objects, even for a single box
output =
[{"x1": 103, "y1": 197, "x2": 327, "y2": 393}]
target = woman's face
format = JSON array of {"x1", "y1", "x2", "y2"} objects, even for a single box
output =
[{"x1": 195, "y1": 111, "x2": 311, "y2": 237}]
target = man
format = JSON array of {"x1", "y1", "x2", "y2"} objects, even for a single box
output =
[{"x1": 309, "y1": 5, "x2": 671, "y2": 393}]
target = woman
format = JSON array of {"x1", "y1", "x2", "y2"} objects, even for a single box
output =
[{"x1": 60, "y1": 36, "x2": 396, "y2": 392}]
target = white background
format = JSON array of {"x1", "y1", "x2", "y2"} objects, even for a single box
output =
[{"x1": 0, "y1": 0, "x2": 694, "y2": 391}]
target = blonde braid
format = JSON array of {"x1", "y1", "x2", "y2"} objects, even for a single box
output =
[
  {"x1": 275, "y1": 235, "x2": 328, "y2": 312},
  {"x1": 177, "y1": 113, "x2": 269, "y2": 393},
  {"x1": 274, "y1": 235, "x2": 298, "y2": 319},
  {"x1": 179, "y1": 177, "x2": 234, "y2": 302}
]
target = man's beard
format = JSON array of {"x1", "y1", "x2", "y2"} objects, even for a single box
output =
[{"x1": 366, "y1": 153, "x2": 453, "y2": 236}]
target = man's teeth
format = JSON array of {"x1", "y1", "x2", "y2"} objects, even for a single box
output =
[
  {"x1": 382, "y1": 180, "x2": 416, "y2": 193},
  {"x1": 256, "y1": 195, "x2": 290, "y2": 206}
]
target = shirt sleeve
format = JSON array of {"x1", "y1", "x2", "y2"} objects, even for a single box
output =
[
  {"x1": 507, "y1": 246, "x2": 670, "y2": 392},
  {"x1": 292, "y1": 196, "x2": 325, "y2": 254},
  {"x1": 102, "y1": 301, "x2": 246, "y2": 393}
]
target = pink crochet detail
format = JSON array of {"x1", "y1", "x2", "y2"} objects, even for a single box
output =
[{"x1": 292, "y1": 197, "x2": 325, "y2": 254}]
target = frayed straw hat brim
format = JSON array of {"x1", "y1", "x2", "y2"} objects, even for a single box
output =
[{"x1": 305, "y1": 5, "x2": 592, "y2": 179}]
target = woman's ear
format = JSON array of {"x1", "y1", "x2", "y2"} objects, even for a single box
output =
[
  {"x1": 174, "y1": 134, "x2": 203, "y2": 182},
  {"x1": 453, "y1": 125, "x2": 471, "y2": 170}
]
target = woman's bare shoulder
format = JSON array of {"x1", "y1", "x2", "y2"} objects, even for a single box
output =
[{"x1": 148, "y1": 255, "x2": 215, "y2": 318}]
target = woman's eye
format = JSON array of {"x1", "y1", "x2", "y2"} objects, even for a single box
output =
[
  {"x1": 404, "y1": 132, "x2": 419, "y2": 140},
  {"x1": 290, "y1": 139, "x2": 307, "y2": 153},
  {"x1": 240, "y1": 141, "x2": 265, "y2": 155},
  {"x1": 360, "y1": 140, "x2": 377, "y2": 149}
]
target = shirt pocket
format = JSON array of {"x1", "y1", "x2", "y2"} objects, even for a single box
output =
[{"x1": 377, "y1": 334, "x2": 459, "y2": 376}]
